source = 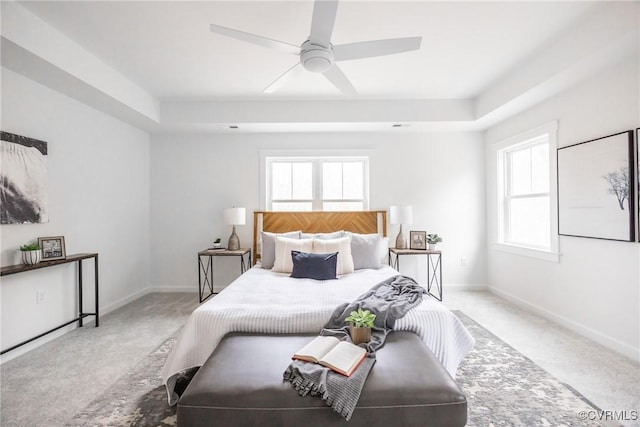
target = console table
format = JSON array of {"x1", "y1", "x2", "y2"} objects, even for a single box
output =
[
  {"x1": 389, "y1": 248, "x2": 442, "y2": 301},
  {"x1": 198, "y1": 248, "x2": 251, "y2": 303},
  {"x1": 0, "y1": 253, "x2": 99, "y2": 355}
]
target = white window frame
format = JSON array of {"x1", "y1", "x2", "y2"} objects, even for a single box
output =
[
  {"x1": 260, "y1": 150, "x2": 370, "y2": 211},
  {"x1": 493, "y1": 122, "x2": 559, "y2": 262}
]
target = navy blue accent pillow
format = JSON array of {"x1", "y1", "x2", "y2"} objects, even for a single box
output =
[{"x1": 290, "y1": 250, "x2": 338, "y2": 280}]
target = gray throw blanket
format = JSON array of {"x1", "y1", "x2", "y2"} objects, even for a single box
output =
[{"x1": 283, "y1": 275, "x2": 426, "y2": 420}]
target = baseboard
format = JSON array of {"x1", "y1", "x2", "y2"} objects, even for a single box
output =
[
  {"x1": 444, "y1": 283, "x2": 489, "y2": 291},
  {"x1": 489, "y1": 286, "x2": 640, "y2": 362},
  {"x1": 150, "y1": 285, "x2": 197, "y2": 293},
  {"x1": 100, "y1": 287, "x2": 153, "y2": 314},
  {"x1": 1, "y1": 287, "x2": 154, "y2": 364},
  {"x1": 0, "y1": 325, "x2": 74, "y2": 364}
]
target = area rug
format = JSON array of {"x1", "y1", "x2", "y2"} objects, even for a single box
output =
[{"x1": 67, "y1": 311, "x2": 616, "y2": 427}]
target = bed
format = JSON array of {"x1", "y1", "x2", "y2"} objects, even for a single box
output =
[{"x1": 161, "y1": 210, "x2": 475, "y2": 406}]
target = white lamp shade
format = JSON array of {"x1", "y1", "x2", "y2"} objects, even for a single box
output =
[
  {"x1": 223, "y1": 207, "x2": 246, "y2": 225},
  {"x1": 390, "y1": 205, "x2": 413, "y2": 225}
]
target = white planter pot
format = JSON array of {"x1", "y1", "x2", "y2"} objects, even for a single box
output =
[
  {"x1": 21, "y1": 249, "x2": 41, "y2": 265},
  {"x1": 428, "y1": 243, "x2": 437, "y2": 251}
]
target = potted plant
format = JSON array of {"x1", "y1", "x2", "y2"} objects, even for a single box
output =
[
  {"x1": 345, "y1": 308, "x2": 376, "y2": 345},
  {"x1": 19, "y1": 243, "x2": 41, "y2": 265},
  {"x1": 212, "y1": 238, "x2": 223, "y2": 249},
  {"x1": 426, "y1": 234, "x2": 443, "y2": 251}
]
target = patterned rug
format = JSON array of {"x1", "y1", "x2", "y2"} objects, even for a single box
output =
[{"x1": 68, "y1": 311, "x2": 616, "y2": 426}]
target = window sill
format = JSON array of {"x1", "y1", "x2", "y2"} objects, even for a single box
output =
[{"x1": 492, "y1": 243, "x2": 559, "y2": 263}]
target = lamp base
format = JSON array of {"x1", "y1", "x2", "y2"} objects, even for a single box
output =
[
  {"x1": 395, "y1": 224, "x2": 407, "y2": 249},
  {"x1": 228, "y1": 226, "x2": 240, "y2": 251}
]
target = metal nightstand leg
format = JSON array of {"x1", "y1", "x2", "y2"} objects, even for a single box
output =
[
  {"x1": 198, "y1": 255, "x2": 215, "y2": 303},
  {"x1": 426, "y1": 253, "x2": 442, "y2": 301}
]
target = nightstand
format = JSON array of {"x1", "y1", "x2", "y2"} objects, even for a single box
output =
[
  {"x1": 389, "y1": 248, "x2": 442, "y2": 301},
  {"x1": 198, "y1": 248, "x2": 251, "y2": 303}
]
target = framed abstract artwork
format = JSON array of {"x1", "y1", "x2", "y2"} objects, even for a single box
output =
[
  {"x1": 557, "y1": 130, "x2": 635, "y2": 241},
  {"x1": 0, "y1": 131, "x2": 49, "y2": 224}
]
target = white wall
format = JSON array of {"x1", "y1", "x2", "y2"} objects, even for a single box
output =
[
  {"x1": 0, "y1": 68, "x2": 151, "y2": 362},
  {"x1": 485, "y1": 56, "x2": 640, "y2": 360},
  {"x1": 150, "y1": 131, "x2": 486, "y2": 292}
]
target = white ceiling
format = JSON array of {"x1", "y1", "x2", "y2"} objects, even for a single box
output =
[
  {"x1": 4, "y1": 1, "x2": 636, "y2": 133},
  {"x1": 20, "y1": 1, "x2": 597, "y2": 100}
]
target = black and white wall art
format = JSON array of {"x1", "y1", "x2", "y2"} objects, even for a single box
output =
[
  {"x1": 557, "y1": 130, "x2": 635, "y2": 241},
  {"x1": 0, "y1": 131, "x2": 49, "y2": 224},
  {"x1": 637, "y1": 127, "x2": 640, "y2": 242}
]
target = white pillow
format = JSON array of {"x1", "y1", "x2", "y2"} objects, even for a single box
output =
[
  {"x1": 260, "y1": 230, "x2": 301, "y2": 269},
  {"x1": 379, "y1": 237, "x2": 389, "y2": 264},
  {"x1": 301, "y1": 231, "x2": 344, "y2": 239},
  {"x1": 272, "y1": 236, "x2": 313, "y2": 273},
  {"x1": 346, "y1": 232, "x2": 386, "y2": 270},
  {"x1": 312, "y1": 236, "x2": 354, "y2": 275}
]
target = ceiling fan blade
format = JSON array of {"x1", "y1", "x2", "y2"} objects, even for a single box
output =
[
  {"x1": 210, "y1": 24, "x2": 300, "y2": 55},
  {"x1": 333, "y1": 36, "x2": 422, "y2": 61},
  {"x1": 323, "y1": 65, "x2": 356, "y2": 96},
  {"x1": 264, "y1": 63, "x2": 302, "y2": 93},
  {"x1": 309, "y1": 0, "x2": 339, "y2": 44}
]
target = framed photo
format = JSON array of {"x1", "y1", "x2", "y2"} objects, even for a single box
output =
[
  {"x1": 38, "y1": 236, "x2": 66, "y2": 260},
  {"x1": 410, "y1": 231, "x2": 426, "y2": 250},
  {"x1": 557, "y1": 130, "x2": 635, "y2": 241}
]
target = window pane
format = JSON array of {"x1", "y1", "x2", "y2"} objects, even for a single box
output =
[
  {"x1": 272, "y1": 163, "x2": 291, "y2": 199},
  {"x1": 272, "y1": 202, "x2": 312, "y2": 211},
  {"x1": 497, "y1": 130, "x2": 553, "y2": 252},
  {"x1": 292, "y1": 162, "x2": 312, "y2": 199},
  {"x1": 267, "y1": 156, "x2": 369, "y2": 212},
  {"x1": 323, "y1": 202, "x2": 363, "y2": 211},
  {"x1": 508, "y1": 196, "x2": 550, "y2": 248},
  {"x1": 323, "y1": 162, "x2": 342, "y2": 199},
  {"x1": 509, "y1": 149, "x2": 531, "y2": 195},
  {"x1": 343, "y1": 162, "x2": 363, "y2": 199},
  {"x1": 530, "y1": 143, "x2": 549, "y2": 193}
]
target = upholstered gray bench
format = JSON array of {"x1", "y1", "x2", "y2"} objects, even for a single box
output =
[{"x1": 177, "y1": 332, "x2": 467, "y2": 427}]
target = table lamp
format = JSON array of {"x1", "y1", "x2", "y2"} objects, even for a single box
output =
[
  {"x1": 223, "y1": 207, "x2": 245, "y2": 251},
  {"x1": 390, "y1": 205, "x2": 413, "y2": 249}
]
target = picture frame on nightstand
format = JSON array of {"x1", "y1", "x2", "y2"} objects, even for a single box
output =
[{"x1": 410, "y1": 231, "x2": 426, "y2": 250}]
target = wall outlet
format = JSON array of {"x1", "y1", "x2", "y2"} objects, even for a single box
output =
[
  {"x1": 460, "y1": 257, "x2": 468, "y2": 267},
  {"x1": 36, "y1": 290, "x2": 46, "y2": 304}
]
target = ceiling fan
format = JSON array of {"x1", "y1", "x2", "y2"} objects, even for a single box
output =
[{"x1": 209, "y1": 0, "x2": 422, "y2": 96}]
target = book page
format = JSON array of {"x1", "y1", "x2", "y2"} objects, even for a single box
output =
[
  {"x1": 292, "y1": 336, "x2": 340, "y2": 363},
  {"x1": 319, "y1": 341, "x2": 366, "y2": 376}
]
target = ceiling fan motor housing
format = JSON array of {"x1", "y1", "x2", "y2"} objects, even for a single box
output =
[{"x1": 300, "y1": 40, "x2": 334, "y2": 73}]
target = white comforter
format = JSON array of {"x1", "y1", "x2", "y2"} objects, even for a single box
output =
[{"x1": 161, "y1": 266, "x2": 475, "y2": 405}]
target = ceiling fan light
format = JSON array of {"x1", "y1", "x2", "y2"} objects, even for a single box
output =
[
  {"x1": 300, "y1": 41, "x2": 334, "y2": 73},
  {"x1": 303, "y1": 56, "x2": 332, "y2": 73}
]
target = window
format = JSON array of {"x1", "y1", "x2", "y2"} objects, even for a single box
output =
[
  {"x1": 263, "y1": 153, "x2": 369, "y2": 211},
  {"x1": 270, "y1": 161, "x2": 313, "y2": 211},
  {"x1": 496, "y1": 122, "x2": 558, "y2": 258}
]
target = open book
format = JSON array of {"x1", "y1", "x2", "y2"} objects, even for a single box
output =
[{"x1": 292, "y1": 335, "x2": 367, "y2": 377}]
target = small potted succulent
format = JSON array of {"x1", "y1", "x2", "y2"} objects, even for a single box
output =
[
  {"x1": 19, "y1": 243, "x2": 41, "y2": 265},
  {"x1": 345, "y1": 308, "x2": 376, "y2": 345},
  {"x1": 212, "y1": 238, "x2": 223, "y2": 249},
  {"x1": 426, "y1": 234, "x2": 443, "y2": 251}
]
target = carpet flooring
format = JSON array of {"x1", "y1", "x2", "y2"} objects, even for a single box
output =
[{"x1": 67, "y1": 311, "x2": 618, "y2": 426}]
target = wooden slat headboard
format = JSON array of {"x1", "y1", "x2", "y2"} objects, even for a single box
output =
[{"x1": 253, "y1": 211, "x2": 387, "y2": 265}]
